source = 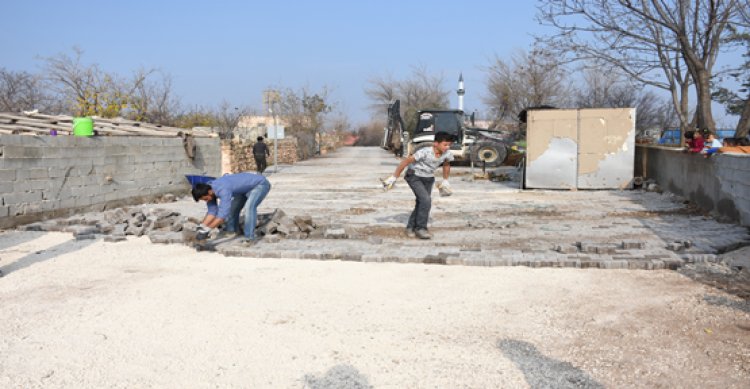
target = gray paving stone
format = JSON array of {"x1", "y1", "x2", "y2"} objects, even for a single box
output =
[
  {"x1": 342, "y1": 253, "x2": 363, "y2": 261},
  {"x1": 555, "y1": 244, "x2": 578, "y2": 254},
  {"x1": 600, "y1": 260, "x2": 628, "y2": 269},
  {"x1": 324, "y1": 228, "x2": 348, "y2": 239},
  {"x1": 104, "y1": 235, "x2": 127, "y2": 243}
]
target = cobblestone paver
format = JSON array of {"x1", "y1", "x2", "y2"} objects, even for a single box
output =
[
  {"x1": 23, "y1": 147, "x2": 749, "y2": 269},
  {"x1": 203, "y1": 147, "x2": 749, "y2": 269}
]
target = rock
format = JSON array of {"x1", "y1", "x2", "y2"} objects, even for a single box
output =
[
  {"x1": 258, "y1": 221, "x2": 278, "y2": 236},
  {"x1": 112, "y1": 223, "x2": 127, "y2": 235},
  {"x1": 64, "y1": 225, "x2": 99, "y2": 235},
  {"x1": 153, "y1": 215, "x2": 177, "y2": 229},
  {"x1": 270, "y1": 208, "x2": 286, "y2": 222},
  {"x1": 309, "y1": 229, "x2": 326, "y2": 239},
  {"x1": 621, "y1": 240, "x2": 646, "y2": 250},
  {"x1": 554, "y1": 244, "x2": 578, "y2": 254},
  {"x1": 104, "y1": 209, "x2": 130, "y2": 225},
  {"x1": 96, "y1": 222, "x2": 115, "y2": 234},
  {"x1": 324, "y1": 228, "x2": 348, "y2": 239},
  {"x1": 125, "y1": 224, "x2": 146, "y2": 237},
  {"x1": 275, "y1": 222, "x2": 293, "y2": 236},
  {"x1": 293, "y1": 215, "x2": 315, "y2": 229},
  {"x1": 19, "y1": 222, "x2": 45, "y2": 231},
  {"x1": 667, "y1": 242, "x2": 684, "y2": 252},
  {"x1": 161, "y1": 193, "x2": 176, "y2": 202}
]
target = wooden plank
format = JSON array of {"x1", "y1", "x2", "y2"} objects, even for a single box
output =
[
  {"x1": 0, "y1": 124, "x2": 67, "y2": 134},
  {"x1": 0, "y1": 118, "x2": 71, "y2": 131},
  {"x1": 0, "y1": 112, "x2": 216, "y2": 138}
]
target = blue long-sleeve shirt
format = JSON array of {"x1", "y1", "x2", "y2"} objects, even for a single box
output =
[{"x1": 206, "y1": 173, "x2": 268, "y2": 220}]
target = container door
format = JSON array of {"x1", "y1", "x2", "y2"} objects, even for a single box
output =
[
  {"x1": 576, "y1": 108, "x2": 635, "y2": 189},
  {"x1": 525, "y1": 109, "x2": 578, "y2": 189}
]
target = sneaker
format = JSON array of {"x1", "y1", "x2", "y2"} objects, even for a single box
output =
[
  {"x1": 242, "y1": 237, "x2": 258, "y2": 246},
  {"x1": 415, "y1": 229, "x2": 432, "y2": 240},
  {"x1": 404, "y1": 228, "x2": 416, "y2": 238},
  {"x1": 215, "y1": 230, "x2": 238, "y2": 240}
]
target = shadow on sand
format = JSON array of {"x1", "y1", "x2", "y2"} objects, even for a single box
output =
[
  {"x1": 498, "y1": 338, "x2": 604, "y2": 389},
  {"x1": 303, "y1": 364, "x2": 372, "y2": 389}
]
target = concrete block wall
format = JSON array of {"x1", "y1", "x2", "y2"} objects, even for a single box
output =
[
  {"x1": 0, "y1": 134, "x2": 221, "y2": 228},
  {"x1": 636, "y1": 145, "x2": 750, "y2": 226}
]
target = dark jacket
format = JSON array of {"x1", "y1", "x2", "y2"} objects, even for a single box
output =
[{"x1": 253, "y1": 142, "x2": 269, "y2": 156}]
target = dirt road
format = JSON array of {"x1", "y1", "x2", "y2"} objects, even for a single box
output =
[{"x1": 0, "y1": 147, "x2": 748, "y2": 388}]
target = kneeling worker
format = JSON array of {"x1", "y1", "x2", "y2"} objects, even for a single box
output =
[{"x1": 191, "y1": 172, "x2": 271, "y2": 243}]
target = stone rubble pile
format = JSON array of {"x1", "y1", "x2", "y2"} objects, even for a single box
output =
[
  {"x1": 20, "y1": 206, "x2": 199, "y2": 244},
  {"x1": 19, "y1": 205, "x2": 329, "y2": 247}
]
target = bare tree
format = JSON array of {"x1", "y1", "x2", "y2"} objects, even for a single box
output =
[
  {"x1": 43, "y1": 48, "x2": 160, "y2": 119},
  {"x1": 713, "y1": 0, "x2": 750, "y2": 137},
  {"x1": 364, "y1": 73, "x2": 398, "y2": 112},
  {"x1": 130, "y1": 72, "x2": 181, "y2": 126},
  {"x1": 43, "y1": 47, "x2": 104, "y2": 116},
  {"x1": 0, "y1": 68, "x2": 54, "y2": 112},
  {"x1": 575, "y1": 65, "x2": 677, "y2": 134},
  {"x1": 172, "y1": 105, "x2": 215, "y2": 129},
  {"x1": 213, "y1": 101, "x2": 252, "y2": 140},
  {"x1": 353, "y1": 120, "x2": 386, "y2": 146},
  {"x1": 483, "y1": 49, "x2": 570, "y2": 124},
  {"x1": 365, "y1": 66, "x2": 450, "y2": 132},
  {"x1": 274, "y1": 86, "x2": 334, "y2": 159},
  {"x1": 537, "y1": 0, "x2": 743, "y2": 133}
]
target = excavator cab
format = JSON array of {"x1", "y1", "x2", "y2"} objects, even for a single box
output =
[{"x1": 412, "y1": 110, "x2": 464, "y2": 144}]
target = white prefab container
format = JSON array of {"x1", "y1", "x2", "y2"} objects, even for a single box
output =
[{"x1": 525, "y1": 108, "x2": 636, "y2": 190}]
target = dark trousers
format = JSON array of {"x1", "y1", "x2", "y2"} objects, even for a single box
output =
[
  {"x1": 254, "y1": 154, "x2": 268, "y2": 173},
  {"x1": 404, "y1": 170, "x2": 434, "y2": 231}
]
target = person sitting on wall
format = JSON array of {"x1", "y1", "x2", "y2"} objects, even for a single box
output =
[
  {"x1": 702, "y1": 132, "x2": 723, "y2": 157},
  {"x1": 719, "y1": 137, "x2": 750, "y2": 154},
  {"x1": 687, "y1": 130, "x2": 704, "y2": 153},
  {"x1": 683, "y1": 131, "x2": 695, "y2": 152},
  {"x1": 191, "y1": 172, "x2": 271, "y2": 244}
]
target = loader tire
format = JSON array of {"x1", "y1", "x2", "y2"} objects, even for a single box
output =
[
  {"x1": 409, "y1": 141, "x2": 431, "y2": 156},
  {"x1": 471, "y1": 142, "x2": 507, "y2": 168}
]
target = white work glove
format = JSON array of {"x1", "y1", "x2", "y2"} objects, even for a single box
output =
[
  {"x1": 382, "y1": 176, "x2": 398, "y2": 191},
  {"x1": 195, "y1": 224, "x2": 212, "y2": 240},
  {"x1": 437, "y1": 179, "x2": 452, "y2": 197}
]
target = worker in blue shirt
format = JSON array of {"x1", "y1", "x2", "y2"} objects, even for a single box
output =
[{"x1": 191, "y1": 172, "x2": 271, "y2": 243}]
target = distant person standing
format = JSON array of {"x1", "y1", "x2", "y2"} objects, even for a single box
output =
[{"x1": 253, "y1": 136, "x2": 271, "y2": 173}]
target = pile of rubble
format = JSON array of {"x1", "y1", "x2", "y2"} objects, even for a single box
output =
[{"x1": 19, "y1": 206, "x2": 329, "y2": 247}]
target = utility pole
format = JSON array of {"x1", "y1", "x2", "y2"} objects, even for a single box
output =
[{"x1": 264, "y1": 89, "x2": 280, "y2": 173}]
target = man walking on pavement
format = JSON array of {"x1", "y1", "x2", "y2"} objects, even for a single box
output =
[
  {"x1": 253, "y1": 136, "x2": 271, "y2": 173},
  {"x1": 191, "y1": 172, "x2": 271, "y2": 244}
]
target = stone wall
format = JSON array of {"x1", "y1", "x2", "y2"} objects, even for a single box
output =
[
  {"x1": 636, "y1": 145, "x2": 750, "y2": 226},
  {"x1": 0, "y1": 134, "x2": 221, "y2": 228},
  {"x1": 221, "y1": 137, "x2": 299, "y2": 174}
]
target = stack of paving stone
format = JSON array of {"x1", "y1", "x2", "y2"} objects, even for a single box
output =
[
  {"x1": 254, "y1": 209, "x2": 322, "y2": 242},
  {"x1": 20, "y1": 206, "x2": 201, "y2": 244},
  {"x1": 18, "y1": 206, "x2": 324, "y2": 247}
]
